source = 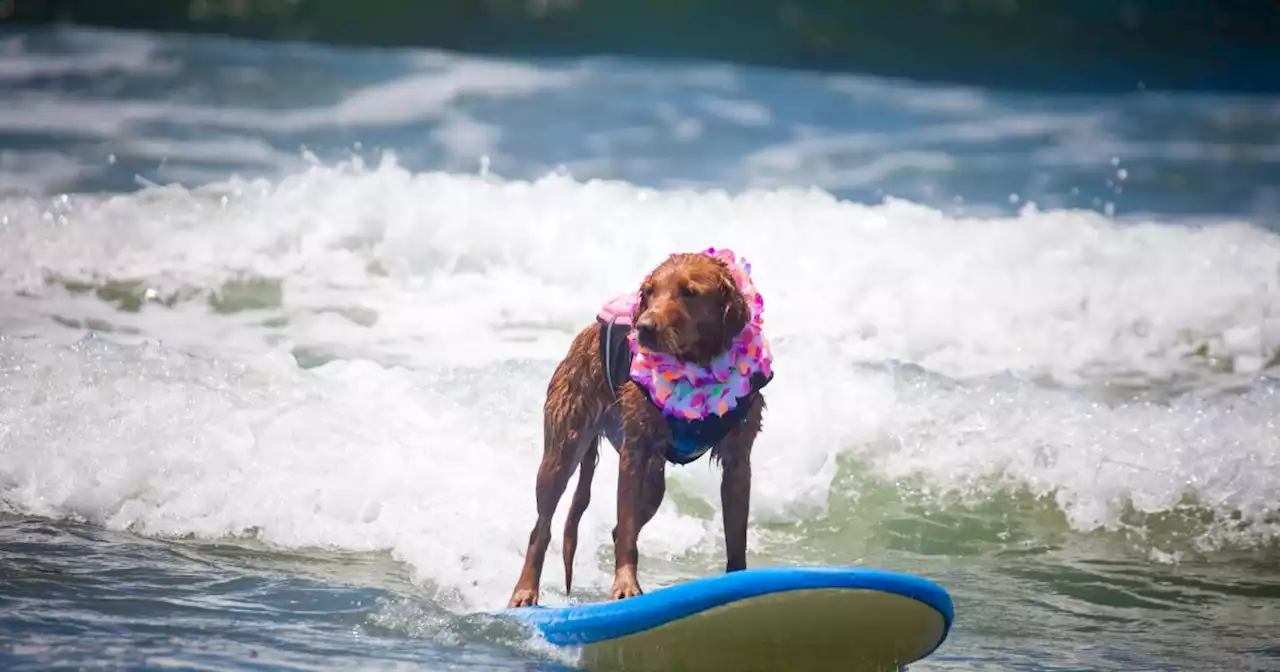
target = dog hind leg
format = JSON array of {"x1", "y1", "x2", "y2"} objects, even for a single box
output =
[
  {"x1": 508, "y1": 392, "x2": 602, "y2": 608},
  {"x1": 562, "y1": 437, "x2": 599, "y2": 597}
]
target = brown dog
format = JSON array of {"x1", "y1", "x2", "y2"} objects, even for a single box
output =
[{"x1": 507, "y1": 249, "x2": 773, "y2": 608}]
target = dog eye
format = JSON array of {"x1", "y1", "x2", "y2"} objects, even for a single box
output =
[{"x1": 679, "y1": 285, "x2": 697, "y2": 298}]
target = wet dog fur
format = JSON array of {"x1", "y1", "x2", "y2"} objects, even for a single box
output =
[{"x1": 507, "y1": 252, "x2": 765, "y2": 608}]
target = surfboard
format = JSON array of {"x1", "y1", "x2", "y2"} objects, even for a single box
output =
[{"x1": 501, "y1": 565, "x2": 954, "y2": 672}]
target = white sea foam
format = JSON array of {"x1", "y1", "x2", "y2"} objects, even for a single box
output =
[
  {"x1": 2, "y1": 159, "x2": 1279, "y2": 612},
  {"x1": 3, "y1": 156, "x2": 1277, "y2": 378}
]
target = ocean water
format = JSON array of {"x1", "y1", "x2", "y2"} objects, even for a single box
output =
[{"x1": 2, "y1": 25, "x2": 1280, "y2": 672}]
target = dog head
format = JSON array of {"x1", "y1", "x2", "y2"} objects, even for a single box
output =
[{"x1": 632, "y1": 252, "x2": 750, "y2": 367}]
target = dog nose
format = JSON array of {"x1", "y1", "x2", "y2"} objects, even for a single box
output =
[{"x1": 634, "y1": 314, "x2": 657, "y2": 344}]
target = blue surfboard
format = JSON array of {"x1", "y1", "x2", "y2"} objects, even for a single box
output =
[{"x1": 502, "y1": 565, "x2": 954, "y2": 671}]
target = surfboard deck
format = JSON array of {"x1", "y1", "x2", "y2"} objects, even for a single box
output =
[{"x1": 501, "y1": 565, "x2": 954, "y2": 672}]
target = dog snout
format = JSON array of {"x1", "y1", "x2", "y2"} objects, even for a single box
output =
[{"x1": 634, "y1": 313, "x2": 659, "y2": 347}]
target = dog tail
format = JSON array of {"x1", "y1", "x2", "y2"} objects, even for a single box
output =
[{"x1": 562, "y1": 438, "x2": 599, "y2": 597}]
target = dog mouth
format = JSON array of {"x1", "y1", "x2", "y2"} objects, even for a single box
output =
[
  {"x1": 636, "y1": 329, "x2": 659, "y2": 350},
  {"x1": 637, "y1": 331, "x2": 705, "y2": 364},
  {"x1": 635, "y1": 325, "x2": 669, "y2": 353},
  {"x1": 635, "y1": 324, "x2": 682, "y2": 355}
]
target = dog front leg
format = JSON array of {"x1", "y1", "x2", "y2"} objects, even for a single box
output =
[
  {"x1": 609, "y1": 442, "x2": 646, "y2": 600},
  {"x1": 715, "y1": 394, "x2": 763, "y2": 574},
  {"x1": 720, "y1": 453, "x2": 751, "y2": 572}
]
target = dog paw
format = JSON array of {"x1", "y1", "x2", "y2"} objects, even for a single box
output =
[
  {"x1": 507, "y1": 588, "x2": 540, "y2": 608},
  {"x1": 608, "y1": 573, "x2": 644, "y2": 600}
]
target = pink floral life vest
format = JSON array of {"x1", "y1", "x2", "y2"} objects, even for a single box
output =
[{"x1": 594, "y1": 248, "x2": 773, "y2": 465}]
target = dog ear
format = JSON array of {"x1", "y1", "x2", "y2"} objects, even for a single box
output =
[
  {"x1": 719, "y1": 278, "x2": 750, "y2": 348},
  {"x1": 632, "y1": 279, "x2": 651, "y2": 323}
]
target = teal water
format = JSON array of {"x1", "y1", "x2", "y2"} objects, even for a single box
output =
[{"x1": 1, "y1": 25, "x2": 1279, "y2": 671}]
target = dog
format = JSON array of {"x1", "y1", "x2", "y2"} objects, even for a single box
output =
[{"x1": 507, "y1": 247, "x2": 774, "y2": 608}]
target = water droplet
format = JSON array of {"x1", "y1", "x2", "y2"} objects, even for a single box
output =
[
  {"x1": 107, "y1": 154, "x2": 116, "y2": 164},
  {"x1": 1008, "y1": 193, "x2": 1020, "y2": 204},
  {"x1": 1117, "y1": 168, "x2": 1128, "y2": 181}
]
